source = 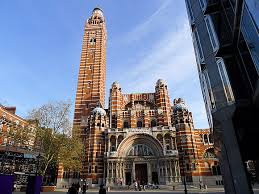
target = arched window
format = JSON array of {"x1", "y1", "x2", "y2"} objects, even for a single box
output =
[
  {"x1": 110, "y1": 136, "x2": 116, "y2": 151},
  {"x1": 157, "y1": 134, "x2": 163, "y2": 145},
  {"x1": 137, "y1": 121, "x2": 143, "y2": 128},
  {"x1": 208, "y1": 134, "x2": 214, "y2": 144},
  {"x1": 151, "y1": 120, "x2": 157, "y2": 127},
  {"x1": 90, "y1": 37, "x2": 96, "y2": 45},
  {"x1": 164, "y1": 133, "x2": 172, "y2": 150},
  {"x1": 123, "y1": 121, "x2": 129, "y2": 128},
  {"x1": 204, "y1": 134, "x2": 208, "y2": 144}
]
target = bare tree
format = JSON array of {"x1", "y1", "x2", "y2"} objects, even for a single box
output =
[{"x1": 27, "y1": 101, "x2": 82, "y2": 178}]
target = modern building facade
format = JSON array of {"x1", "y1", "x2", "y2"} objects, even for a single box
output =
[
  {"x1": 185, "y1": 0, "x2": 259, "y2": 193},
  {"x1": 56, "y1": 7, "x2": 223, "y2": 188},
  {"x1": 0, "y1": 105, "x2": 37, "y2": 185}
]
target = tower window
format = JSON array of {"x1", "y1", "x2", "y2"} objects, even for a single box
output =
[
  {"x1": 204, "y1": 134, "x2": 208, "y2": 144},
  {"x1": 95, "y1": 166, "x2": 97, "y2": 173},
  {"x1": 123, "y1": 121, "x2": 129, "y2": 128},
  {"x1": 90, "y1": 37, "x2": 96, "y2": 45},
  {"x1": 151, "y1": 120, "x2": 157, "y2": 127},
  {"x1": 137, "y1": 121, "x2": 143, "y2": 128}
]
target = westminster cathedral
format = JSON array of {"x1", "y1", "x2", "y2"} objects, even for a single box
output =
[{"x1": 56, "y1": 8, "x2": 222, "y2": 188}]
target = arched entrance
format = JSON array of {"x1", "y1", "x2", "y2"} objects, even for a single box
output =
[
  {"x1": 106, "y1": 133, "x2": 164, "y2": 185},
  {"x1": 106, "y1": 133, "x2": 180, "y2": 186}
]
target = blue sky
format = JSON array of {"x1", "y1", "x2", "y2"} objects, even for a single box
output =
[{"x1": 0, "y1": 0, "x2": 209, "y2": 128}]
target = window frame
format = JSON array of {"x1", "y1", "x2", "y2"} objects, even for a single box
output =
[
  {"x1": 204, "y1": 15, "x2": 220, "y2": 53},
  {"x1": 216, "y1": 57, "x2": 235, "y2": 103},
  {"x1": 198, "y1": 0, "x2": 208, "y2": 12},
  {"x1": 202, "y1": 69, "x2": 216, "y2": 110},
  {"x1": 185, "y1": 0, "x2": 195, "y2": 25},
  {"x1": 192, "y1": 28, "x2": 205, "y2": 63}
]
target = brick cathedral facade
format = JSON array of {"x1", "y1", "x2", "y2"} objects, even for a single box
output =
[{"x1": 57, "y1": 8, "x2": 222, "y2": 188}]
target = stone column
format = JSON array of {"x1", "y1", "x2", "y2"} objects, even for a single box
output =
[
  {"x1": 163, "y1": 137, "x2": 166, "y2": 153},
  {"x1": 176, "y1": 160, "x2": 181, "y2": 182},
  {"x1": 121, "y1": 162, "x2": 124, "y2": 185},
  {"x1": 119, "y1": 162, "x2": 122, "y2": 179},
  {"x1": 171, "y1": 137, "x2": 174, "y2": 149},
  {"x1": 169, "y1": 161, "x2": 173, "y2": 182},
  {"x1": 107, "y1": 162, "x2": 110, "y2": 184},
  {"x1": 158, "y1": 162, "x2": 161, "y2": 184},
  {"x1": 148, "y1": 162, "x2": 152, "y2": 184},
  {"x1": 116, "y1": 162, "x2": 118, "y2": 184},
  {"x1": 108, "y1": 137, "x2": 111, "y2": 152},
  {"x1": 115, "y1": 137, "x2": 118, "y2": 150},
  {"x1": 165, "y1": 161, "x2": 168, "y2": 183},
  {"x1": 132, "y1": 163, "x2": 135, "y2": 181},
  {"x1": 111, "y1": 162, "x2": 114, "y2": 178}
]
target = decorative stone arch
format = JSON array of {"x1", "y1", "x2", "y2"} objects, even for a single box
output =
[
  {"x1": 156, "y1": 133, "x2": 163, "y2": 145},
  {"x1": 117, "y1": 135, "x2": 124, "y2": 146},
  {"x1": 117, "y1": 133, "x2": 164, "y2": 157}
]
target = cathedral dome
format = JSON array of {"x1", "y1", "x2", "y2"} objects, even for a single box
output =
[
  {"x1": 92, "y1": 107, "x2": 106, "y2": 116},
  {"x1": 173, "y1": 98, "x2": 188, "y2": 113},
  {"x1": 112, "y1": 81, "x2": 120, "y2": 88},
  {"x1": 173, "y1": 103, "x2": 188, "y2": 113},
  {"x1": 92, "y1": 7, "x2": 104, "y2": 19},
  {"x1": 156, "y1": 79, "x2": 167, "y2": 87}
]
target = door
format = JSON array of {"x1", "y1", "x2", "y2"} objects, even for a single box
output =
[
  {"x1": 125, "y1": 172, "x2": 131, "y2": 185},
  {"x1": 152, "y1": 172, "x2": 158, "y2": 184},
  {"x1": 135, "y1": 163, "x2": 148, "y2": 185}
]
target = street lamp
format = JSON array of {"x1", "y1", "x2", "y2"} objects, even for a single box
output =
[{"x1": 179, "y1": 150, "x2": 188, "y2": 194}]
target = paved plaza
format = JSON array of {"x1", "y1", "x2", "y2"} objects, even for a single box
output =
[{"x1": 12, "y1": 188, "x2": 259, "y2": 194}]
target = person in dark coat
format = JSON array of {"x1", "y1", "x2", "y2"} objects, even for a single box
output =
[
  {"x1": 82, "y1": 183, "x2": 87, "y2": 194},
  {"x1": 99, "y1": 184, "x2": 106, "y2": 194},
  {"x1": 68, "y1": 184, "x2": 78, "y2": 194}
]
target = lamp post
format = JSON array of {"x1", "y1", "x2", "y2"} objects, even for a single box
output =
[{"x1": 179, "y1": 150, "x2": 188, "y2": 194}]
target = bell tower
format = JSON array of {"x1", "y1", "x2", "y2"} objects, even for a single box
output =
[{"x1": 73, "y1": 8, "x2": 107, "y2": 127}]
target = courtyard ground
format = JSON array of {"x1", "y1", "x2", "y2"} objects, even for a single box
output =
[{"x1": 12, "y1": 186, "x2": 259, "y2": 194}]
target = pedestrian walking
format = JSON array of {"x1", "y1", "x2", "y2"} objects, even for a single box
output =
[
  {"x1": 68, "y1": 184, "x2": 78, "y2": 194},
  {"x1": 134, "y1": 180, "x2": 138, "y2": 191},
  {"x1": 82, "y1": 183, "x2": 87, "y2": 194}
]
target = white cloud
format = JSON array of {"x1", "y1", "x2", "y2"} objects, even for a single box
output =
[
  {"x1": 121, "y1": 20, "x2": 196, "y2": 92},
  {"x1": 119, "y1": 0, "x2": 172, "y2": 44}
]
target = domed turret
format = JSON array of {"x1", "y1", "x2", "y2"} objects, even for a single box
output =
[
  {"x1": 112, "y1": 81, "x2": 120, "y2": 89},
  {"x1": 173, "y1": 98, "x2": 188, "y2": 113},
  {"x1": 92, "y1": 7, "x2": 104, "y2": 20},
  {"x1": 156, "y1": 79, "x2": 167, "y2": 87},
  {"x1": 92, "y1": 107, "x2": 106, "y2": 116}
]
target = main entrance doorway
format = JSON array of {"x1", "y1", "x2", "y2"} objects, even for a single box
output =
[
  {"x1": 135, "y1": 163, "x2": 148, "y2": 185},
  {"x1": 125, "y1": 172, "x2": 131, "y2": 185}
]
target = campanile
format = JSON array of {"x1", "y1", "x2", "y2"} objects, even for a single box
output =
[{"x1": 73, "y1": 8, "x2": 107, "y2": 127}]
